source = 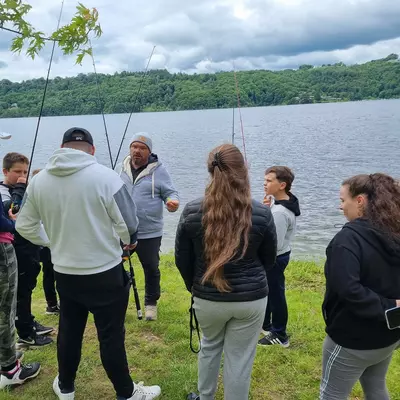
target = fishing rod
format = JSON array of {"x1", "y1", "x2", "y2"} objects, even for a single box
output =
[
  {"x1": 112, "y1": 45, "x2": 156, "y2": 170},
  {"x1": 231, "y1": 106, "x2": 235, "y2": 145},
  {"x1": 10, "y1": 0, "x2": 64, "y2": 214},
  {"x1": 233, "y1": 65, "x2": 248, "y2": 165},
  {"x1": 26, "y1": 0, "x2": 65, "y2": 181},
  {"x1": 89, "y1": 39, "x2": 113, "y2": 168},
  {"x1": 83, "y1": 42, "x2": 157, "y2": 319},
  {"x1": 122, "y1": 249, "x2": 143, "y2": 320}
]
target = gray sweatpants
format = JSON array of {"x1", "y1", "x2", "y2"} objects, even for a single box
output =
[
  {"x1": 320, "y1": 335, "x2": 400, "y2": 400},
  {"x1": 193, "y1": 296, "x2": 267, "y2": 400}
]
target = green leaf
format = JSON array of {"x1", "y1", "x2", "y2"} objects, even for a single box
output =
[
  {"x1": 3, "y1": 1, "x2": 102, "y2": 64},
  {"x1": 10, "y1": 36, "x2": 23, "y2": 53}
]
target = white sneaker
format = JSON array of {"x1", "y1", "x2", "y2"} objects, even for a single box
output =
[
  {"x1": 53, "y1": 376, "x2": 75, "y2": 399},
  {"x1": 0, "y1": 361, "x2": 40, "y2": 389},
  {"x1": 145, "y1": 305, "x2": 157, "y2": 321},
  {"x1": 128, "y1": 381, "x2": 161, "y2": 399}
]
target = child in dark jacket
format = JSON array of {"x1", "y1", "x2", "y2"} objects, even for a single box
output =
[
  {"x1": 0, "y1": 153, "x2": 53, "y2": 349},
  {"x1": 0, "y1": 191, "x2": 41, "y2": 389}
]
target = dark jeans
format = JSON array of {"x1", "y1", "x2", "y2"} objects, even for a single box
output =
[
  {"x1": 135, "y1": 237, "x2": 162, "y2": 306},
  {"x1": 40, "y1": 247, "x2": 58, "y2": 307},
  {"x1": 55, "y1": 264, "x2": 133, "y2": 398},
  {"x1": 263, "y1": 252, "x2": 291, "y2": 336},
  {"x1": 15, "y1": 245, "x2": 41, "y2": 339}
]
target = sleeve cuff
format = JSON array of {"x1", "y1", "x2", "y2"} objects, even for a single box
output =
[{"x1": 130, "y1": 231, "x2": 138, "y2": 245}]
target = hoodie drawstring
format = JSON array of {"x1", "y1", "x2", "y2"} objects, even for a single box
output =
[{"x1": 152, "y1": 173, "x2": 155, "y2": 199}]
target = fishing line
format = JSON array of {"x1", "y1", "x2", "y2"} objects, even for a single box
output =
[
  {"x1": 231, "y1": 106, "x2": 235, "y2": 145},
  {"x1": 26, "y1": 0, "x2": 65, "y2": 179},
  {"x1": 233, "y1": 64, "x2": 248, "y2": 164},
  {"x1": 113, "y1": 45, "x2": 156, "y2": 169},
  {"x1": 89, "y1": 38, "x2": 113, "y2": 168}
]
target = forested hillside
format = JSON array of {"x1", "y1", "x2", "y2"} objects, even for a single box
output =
[{"x1": 1, "y1": 54, "x2": 399, "y2": 118}]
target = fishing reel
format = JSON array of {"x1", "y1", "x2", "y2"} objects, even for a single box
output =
[{"x1": 11, "y1": 203, "x2": 20, "y2": 214}]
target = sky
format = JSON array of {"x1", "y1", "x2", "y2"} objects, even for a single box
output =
[{"x1": 1, "y1": 0, "x2": 400, "y2": 82}]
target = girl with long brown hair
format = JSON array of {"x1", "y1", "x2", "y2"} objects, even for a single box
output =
[
  {"x1": 175, "y1": 144, "x2": 277, "y2": 400},
  {"x1": 320, "y1": 173, "x2": 400, "y2": 399}
]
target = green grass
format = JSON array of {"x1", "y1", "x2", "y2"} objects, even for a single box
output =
[{"x1": 2, "y1": 256, "x2": 400, "y2": 399}]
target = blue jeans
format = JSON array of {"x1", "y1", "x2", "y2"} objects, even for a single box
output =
[{"x1": 262, "y1": 252, "x2": 290, "y2": 336}]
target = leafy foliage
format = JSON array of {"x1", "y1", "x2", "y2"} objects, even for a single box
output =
[
  {"x1": 1, "y1": 55, "x2": 400, "y2": 118},
  {"x1": 0, "y1": 1, "x2": 102, "y2": 64}
]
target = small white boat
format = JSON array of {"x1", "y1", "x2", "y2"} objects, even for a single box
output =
[{"x1": 0, "y1": 132, "x2": 12, "y2": 140}]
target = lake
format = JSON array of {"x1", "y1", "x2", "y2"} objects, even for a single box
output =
[{"x1": 1, "y1": 99, "x2": 399, "y2": 260}]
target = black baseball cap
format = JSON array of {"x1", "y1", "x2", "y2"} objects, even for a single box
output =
[{"x1": 62, "y1": 127, "x2": 94, "y2": 146}]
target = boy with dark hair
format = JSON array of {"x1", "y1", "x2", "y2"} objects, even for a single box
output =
[
  {"x1": 258, "y1": 166, "x2": 300, "y2": 348},
  {"x1": 0, "y1": 153, "x2": 53, "y2": 348},
  {"x1": 0, "y1": 160, "x2": 41, "y2": 388}
]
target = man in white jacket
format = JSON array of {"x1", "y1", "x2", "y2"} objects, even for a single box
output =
[{"x1": 16, "y1": 127, "x2": 161, "y2": 400}]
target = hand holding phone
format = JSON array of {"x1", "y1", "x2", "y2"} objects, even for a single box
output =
[{"x1": 385, "y1": 305, "x2": 400, "y2": 330}]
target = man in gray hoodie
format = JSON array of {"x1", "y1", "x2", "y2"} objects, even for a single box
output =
[{"x1": 117, "y1": 133, "x2": 179, "y2": 321}]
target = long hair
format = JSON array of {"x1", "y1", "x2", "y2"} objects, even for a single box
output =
[
  {"x1": 343, "y1": 173, "x2": 400, "y2": 241},
  {"x1": 201, "y1": 144, "x2": 252, "y2": 292}
]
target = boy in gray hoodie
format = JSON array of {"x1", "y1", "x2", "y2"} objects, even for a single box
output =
[
  {"x1": 117, "y1": 133, "x2": 179, "y2": 321},
  {"x1": 258, "y1": 166, "x2": 300, "y2": 348}
]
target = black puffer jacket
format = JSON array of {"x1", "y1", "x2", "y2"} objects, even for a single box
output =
[{"x1": 175, "y1": 198, "x2": 277, "y2": 302}]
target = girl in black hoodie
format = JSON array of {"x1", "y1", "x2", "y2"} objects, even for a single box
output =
[{"x1": 320, "y1": 173, "x2": 400, "y2": 399}]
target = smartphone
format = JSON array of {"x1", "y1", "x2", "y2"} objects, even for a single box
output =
[{"x1": 385, "y1": 306, "x2": 400, "y2": 330}]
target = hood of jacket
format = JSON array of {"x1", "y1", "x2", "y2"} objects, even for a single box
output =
[
  {"x1": 121, "y1": 153, "x2": 160, "y2": 183},
  {"x1": 274, "y1": 192, "x2": 301, "y2": 216},
  {"x1": 46, "y1": 148, "x2": 97, "y2": 177},
  {"x1": 343, "y1": 218, "x2": 400, "y2": 265}
]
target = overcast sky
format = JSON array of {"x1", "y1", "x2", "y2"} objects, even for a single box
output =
[{"x1": 1, "y1": 0, "x2": 400, "y2": 82}]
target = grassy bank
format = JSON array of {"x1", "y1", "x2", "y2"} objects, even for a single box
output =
[{"x1": 3, "y1": 256, "x2": 400, "y2": 399}]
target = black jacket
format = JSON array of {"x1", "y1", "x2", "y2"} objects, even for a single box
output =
[
  {"x1": 175, "y1": 198, "x2": 277, "y2": 302},
  {"x1": 0, "y1": 193, "x2": 15, "y2": 233},
  {"x1": 322, "y1": 218, "x2": 400, "y2": 350},
  {"x1": 0, "y1": 182, "x2": 39, "y2": 258}
]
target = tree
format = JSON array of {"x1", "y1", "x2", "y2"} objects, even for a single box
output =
[
  {"x1": 1, "y1": 54, "x2": 400, "y2": 117},
  {"x1": 0, "y1": 0, "x2": 102, "y2": 64}
]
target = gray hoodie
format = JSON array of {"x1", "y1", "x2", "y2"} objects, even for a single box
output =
[
  {"x1": 116, "y1": 153, "x2": 179, "y2": 239},
  {"x1": 16, "y1": 148, "x2": 139, "y2": 275},
  {"x1": 269, "y1": 193, "x2": 301, "y2": 256}
]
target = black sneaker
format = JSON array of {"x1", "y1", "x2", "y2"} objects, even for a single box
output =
[
  {"x1": 187, "y1": 393, "x2": 200, "y2": 400},
  {"x1": 46, "y1": 305, "x2": 60, "y2": 315},
  {"x1": 258, "y1": 331, "x2": 290, "y2": 348},
  {"x1": 16, "y1": 335, "x2": 53, "y2": 350},
  {"x1": 0, "y1": 361, "x2": 41, "y2": 389},
  {"x1": 34, "y1": 320, "x2": 54, "y2": 336}
]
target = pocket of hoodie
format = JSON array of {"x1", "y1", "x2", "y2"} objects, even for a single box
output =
[{"x1": 142, "y1": 209, "x2": 163, "y2": 226}]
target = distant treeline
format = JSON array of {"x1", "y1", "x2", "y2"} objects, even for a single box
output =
[{"x1": 1, "y1": 53, "x2": 400, "y2": 118}]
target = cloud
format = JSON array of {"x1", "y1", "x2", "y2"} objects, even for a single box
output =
[
  {"x1": 0, "y1": 0, "x2": 399, "y2": 81},
  {"x1": 0, "y1": 61, "x2": 7, "y2": 69}
]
